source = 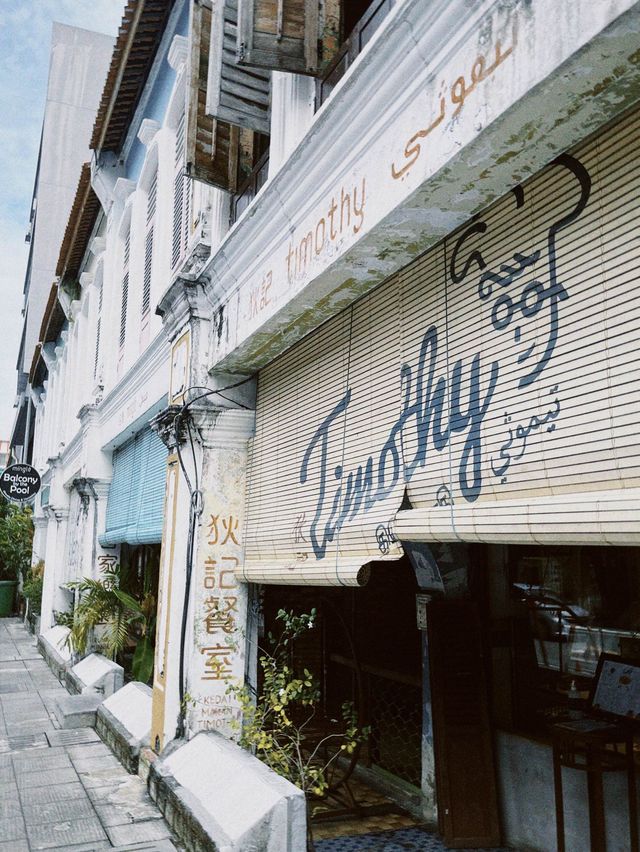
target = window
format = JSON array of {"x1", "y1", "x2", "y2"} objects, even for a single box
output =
[
  {"x1": 94, "y1": 282, "x2": 103, "y2": 381},
  {"x1": 119, "y1": 229, "x2": 130, "y2": 353},
  {"x1": 317, "y1": 0, "x2": 396, "y2": 107},
  {"x1": 172, "y1": 111, "x2": 190, "y2": 271},
  {"x1": 488, "y1": 544, "x2": 640, "y2": 736},
  {"x1": 230, "y1": 132, "x2": 270, "y2": 225},
  {"x1": 142, "y1": 169, "x2": 157, "y2": 317}
]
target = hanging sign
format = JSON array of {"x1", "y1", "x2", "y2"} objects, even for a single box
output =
[{"x1": 0, "y1": 464, "x2": 41, "y2": 503}]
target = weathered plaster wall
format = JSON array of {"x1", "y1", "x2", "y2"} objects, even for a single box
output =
[
  {"x1": 497, "y1": 730, "x2": 638, "y2": 852},
  {"x1": 202, "y1": 0, "x2": 640, "y2": 376}
]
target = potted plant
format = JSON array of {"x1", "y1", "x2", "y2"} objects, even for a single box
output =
[{"x1": 0, "y1": 502, "x2": 34, "y2": 617}]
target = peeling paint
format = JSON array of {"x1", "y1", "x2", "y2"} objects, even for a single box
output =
[{"x1": 206, "y1": 0, "x2": 640, "y2": 377}]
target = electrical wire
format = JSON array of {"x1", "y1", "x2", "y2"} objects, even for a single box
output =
[{"x1": 171, "y1": 377, "x2": 253, "y2": 741}]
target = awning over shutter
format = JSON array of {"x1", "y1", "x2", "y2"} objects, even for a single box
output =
[
  {"x1": 237, "y1": 0, "x2": 339, "y2": 76},
  {"x1": 100, "y1": 427, "x2": 168, "y2": 547},
  {"x1": 187, "y1": 0, "x2": 239, "y2": 190},
  {"x1": 208, "y1": 0, "x2": 271, "y2": 135},
  {"x1": 241, "y1": 106, "x2": 640, "y2": 585},
  {"x1": 394, "y1": 490, "x2": 640, "y2": 546}
]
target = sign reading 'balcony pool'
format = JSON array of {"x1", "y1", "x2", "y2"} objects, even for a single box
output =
[{"x1": 0, "y1": 463, "x2": 41, "y2": 503}]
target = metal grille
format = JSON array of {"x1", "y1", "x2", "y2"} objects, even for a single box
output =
[{"x1": 367, "y1": 672, "x2": 422, "y2": 788}]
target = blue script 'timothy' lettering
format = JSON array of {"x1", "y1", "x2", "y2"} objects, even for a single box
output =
[{"x1": 300, "y1": 325, "x2": 499, "y2": 559}]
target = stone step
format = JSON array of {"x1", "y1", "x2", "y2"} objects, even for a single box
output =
[{"x1": 53, "y1": 693, "x2": 103, "y2": 729}]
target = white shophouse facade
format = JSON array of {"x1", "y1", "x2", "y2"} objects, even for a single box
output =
[
  {"x1": 155, "y1": 1, "x2": 640, "y2": 850},
  {"x1": 26, "y1": 1, "x2": 640, "y2": 850}
]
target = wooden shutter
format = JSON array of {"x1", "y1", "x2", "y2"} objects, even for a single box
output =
[
  {"x1": 209, "y1": 0, "x2": 271, "y2": 134},
  {"x1": 427, "y1": 599, "x2": 501, "y2": 848},
  {"x1": 187, "y1": 0, "x2": 239, "y2": 190},
  {"x1": 237, "y1": 0, "x2": 340, "y2": 76}
]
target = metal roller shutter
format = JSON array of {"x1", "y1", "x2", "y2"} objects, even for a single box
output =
[{"x1": 241, "y1": 105, "x2": 640, "y2": 586}]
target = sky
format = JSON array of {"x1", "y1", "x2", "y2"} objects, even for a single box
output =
[{"x1": 0, "y1": 0, "x2": 124, "y2": 440}]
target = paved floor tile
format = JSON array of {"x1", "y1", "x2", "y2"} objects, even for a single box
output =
[
  {"x1": 0, "y1": 814, "x2": 27, "y2": 842},
  {"x1": 46, "y1": 728, "x2": 100, "y2": 747},
  {"x1": 66, "y1": 742, "x2": 112, "y2": 760},
  {"x1": 0, "y1": 796, "x2": 21, "y2": 820},
  {"x1": 86, "y1": 780, "x2": 139, "y2": 806},
  {"x1": 78, "y1": 765, "x2": 131, "y2": 789},
  {"x1": 1, "y1": 733, "x2": 50, "y2": 752},
  {"x1": 94, "y1": 801, "x2": 164, "y2": 827},
  {"x1": 0, "y1": 618, "x2": 180, "y2": 850},
  {"x1": 26, "y1": 816, "x2": 108, "y2": 850},
  {"x1": 72, "y1": 754, "x2": 122, "y2": 773},
  {"x1": 13, "y1": 750, "x2": 73, "y2": 773},
  {"x1": 17, "y1": 766, "x2": 79, "y2": 788},
  {"x1": 107, "y1": 819, "x2": 172, "y2": 846},
  {"x1": 0, "y1": 780, "x2": 17, "y2": 798},
  {"x1": 0, "y1": 681, "x2": 31, "y2": 693},
  {"x1": 19, "y1": 782, "x2": 88, "y2": 806},
  {"x1": 22, "y1": 797, "x2": 96, "y2": 826}
]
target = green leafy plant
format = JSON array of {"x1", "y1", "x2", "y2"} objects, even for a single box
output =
[
  {"x1": 54, "y1": 609, "x2": 75, "y2": 630},
  {"x1": 66, "y1": 564, "x2": 156, "y2": 682},
  {"x1": 228, "y1": 609, "x2": 367, "y2": 808},
  {"x1": 0, "y1": 502, "x2": 34, "y2": 582},
  {"x1": 22, "y1": 560, "x2": 44, "y2": 615}
]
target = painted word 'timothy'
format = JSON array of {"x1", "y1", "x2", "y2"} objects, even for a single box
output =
[{"x1": 286, "y1": 178, "x2": 366, "y2": 285}]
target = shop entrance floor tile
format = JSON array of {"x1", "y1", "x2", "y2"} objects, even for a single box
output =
[{"x1": 314, "y1": 826, "x2": 513, "y2": 852}]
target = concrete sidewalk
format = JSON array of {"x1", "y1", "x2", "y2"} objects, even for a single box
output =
[{"x1": 0, "y1": 617, "x2": 180, "y2": 851}]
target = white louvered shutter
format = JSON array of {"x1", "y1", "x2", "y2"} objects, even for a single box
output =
[
  {"x1": 242, "y1": 106, "x2": 640, "y2": 587},
  {"x1": 172, "y1": 112, "x2": 191, "y2": 271},
  {"x1": 143, "y1": 170, "x2": 157, "y2": 316},
  {"x1": 119, "y1": 230, "x2": 130, "y2": 351},
  {"x1": 94, "y1": 283, "x2": 103, "y2": 380}
]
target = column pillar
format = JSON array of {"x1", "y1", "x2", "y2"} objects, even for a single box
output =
[
  {"x1": 152, "y1": 268, "x2": 256, "y2": 751},
  {"x1": 149, "y1": 401, "x2": 255, "y2": 750},
  {"x1": 149, "y1": 405, "x2": 195, "y2": 752},
  {"x1": 184, "y1": 404, "x2": 254, "y2": 739},
  {"x1": 40, "y1": 506, "x2": 70, "y2": 630},
  {"x1": 31, "y1": 515, "x2": 48, "y2": 568}
]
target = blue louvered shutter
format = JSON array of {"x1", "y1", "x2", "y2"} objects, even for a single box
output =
[
  {"x1": 100, "y1": 426, "x2": 167, "y2": 546},
  {"x1": 132, "y1": 428, "x2": 168, "y2": 544},
  {"x1": 101, "y1": 435, "x2": 137, "y2": 546}
]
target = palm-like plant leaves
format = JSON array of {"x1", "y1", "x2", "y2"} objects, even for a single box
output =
[{"x1": 65, "y1": 567, "x2": 156, "y2": 683}]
